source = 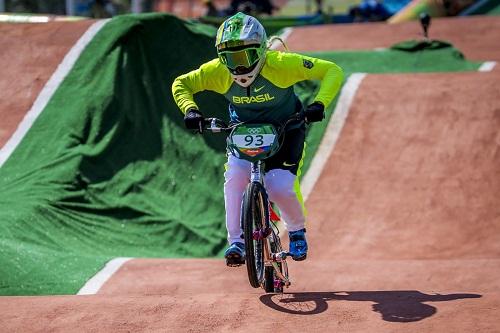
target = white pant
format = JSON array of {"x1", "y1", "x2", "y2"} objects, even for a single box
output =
[{"x1": 224, "y1": 155, "x2": 306, "y2": 244}]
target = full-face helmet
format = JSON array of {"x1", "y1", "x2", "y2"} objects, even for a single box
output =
[{"x1": 215, "y1": 12, "x2": 267, "y2": 87}]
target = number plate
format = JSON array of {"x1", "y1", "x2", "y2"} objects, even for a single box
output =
[
  {"x1": 232, "y1": 134, "x2": 276, "y2": 148},
  {"x1": 228, "y1": 124, "x2": 279, "y2": 160}
]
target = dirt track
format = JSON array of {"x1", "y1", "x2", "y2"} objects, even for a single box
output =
[
  {"x1": 0, "y1": 20, "x2": 94, "y2": 148},
  {"x1": 1, "y1": 16, "x2": 499, "y2": 332},
  {"x1": 286, "y1": 16, "x2": 500, "y2": 62}
]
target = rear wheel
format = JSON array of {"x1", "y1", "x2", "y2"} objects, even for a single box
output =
[
  {"x1": 242, "y1": 182, "x2": 269, "y2": 288},
  {"x1": 264, "y1": 266, "x2": 274, "y2": 292},
  {"x1": 263, "y1": 238, "x2": 285, "y2": 293}
]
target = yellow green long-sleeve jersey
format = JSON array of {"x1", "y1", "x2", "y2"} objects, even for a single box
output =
[{"x1": 172, "y1": 50, "x2": 343, "y2": 126}]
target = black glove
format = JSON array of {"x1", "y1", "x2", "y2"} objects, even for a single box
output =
[
  {"x1": 184, "y1": 108, "x2": 204, "y2": 133},
  {"x1": 303, "y1": 102, "x2": 325, "y2": 124}
]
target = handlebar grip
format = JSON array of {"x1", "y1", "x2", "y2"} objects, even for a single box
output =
[{"x1": 203, "y1": 118, "x2": 229, "y2": 133}]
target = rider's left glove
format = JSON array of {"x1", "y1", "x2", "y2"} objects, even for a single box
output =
[
  {"x1": 184, "y1": 108, "x2": 204, "y2": 133},
  {"x1": 303, "y1": 102, "x2": 325, "y2": 124}
]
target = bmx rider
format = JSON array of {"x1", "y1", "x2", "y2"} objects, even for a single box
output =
[{"x1": 172, "y1": 12, "x2": 344, "y2": 266}]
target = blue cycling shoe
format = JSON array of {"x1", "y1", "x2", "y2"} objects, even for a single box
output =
[
  {"x1": 224, "y1": 242, "x2": 245, "y2": 267},
  {"x1": 289, "y1": 229, "x2": 308, "y2": 261}
]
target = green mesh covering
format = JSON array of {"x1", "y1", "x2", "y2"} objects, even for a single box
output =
[
  {"x1": 0, "y1": 14, "x2": 231, "y2": 295},
  {"x1": 390, "y1": 39, "x2": 453, "y2": 51}
]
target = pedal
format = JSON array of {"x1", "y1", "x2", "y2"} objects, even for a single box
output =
[
  {"x1": 225, "y1": 254, "x2": 245, "y2": 267},
  {"x1": 291, "y1": 253, "x2": 307, "y2": 261},
  {"x1": 271, "y1": 251, "x2": 289, "y2": 262},
  {"x1": 226, "y1": 262, "x2": 243, "y2": 267}
]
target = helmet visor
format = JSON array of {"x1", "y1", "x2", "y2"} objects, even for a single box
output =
[{"x1": 219, "y1": 47, "x2": 260, "y2": 73}]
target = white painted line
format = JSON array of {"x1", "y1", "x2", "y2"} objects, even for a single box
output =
[
  {"x1": 301, "y1": 73, "x2": 367, "y2": 201},
  {"x1": 0, "y1": 14, "x2": 50, "y2": 23},
  {"x1": 77, "y1": 257, "x2": 133, "y2": 295},
  {"x1": 0, "y1": 19, "x2": 110, "y2": 168},
  {"x1": 479, "y1": 61, "x2": 496, "y2": 72}
]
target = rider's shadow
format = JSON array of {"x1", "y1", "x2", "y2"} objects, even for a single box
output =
[{"x1": 259, "y1": 291, "x2": 481, "y2": 322}]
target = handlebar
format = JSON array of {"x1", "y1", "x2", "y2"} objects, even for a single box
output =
[
  {"x1": 202, "y1": 114, "x2": 304, "y2": 134},
  {"x1": 203, "y1": 118, "x2": 232, "y2": 133}
]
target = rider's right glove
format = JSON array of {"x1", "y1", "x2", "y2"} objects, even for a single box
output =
[
  {"x1": 303, "y1": 102, "x2": 325, "y2": 124},
  {"x1": 184, "y1": 108, "x2": 204, "y2": 133}
]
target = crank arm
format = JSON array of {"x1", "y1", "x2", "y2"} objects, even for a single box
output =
[
  {"x1": 271, "y1": 261, "x2": 291, "y2": 287},
  {"x1": 271, "y1": 251, "x2": 290, "y2": 262}
]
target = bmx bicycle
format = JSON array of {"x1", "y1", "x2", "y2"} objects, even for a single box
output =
[{"x1": 204, "y1": 116, "x2": 300, "y2": 293}]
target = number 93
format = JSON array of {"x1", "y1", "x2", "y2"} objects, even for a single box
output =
[{"x1": 245, "y1": 134, "x2": 264, "y2": 146}]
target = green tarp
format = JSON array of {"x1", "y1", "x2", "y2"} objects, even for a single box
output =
[{"x1": 0, "y1": 14, "x2": 232, "y2": 295}]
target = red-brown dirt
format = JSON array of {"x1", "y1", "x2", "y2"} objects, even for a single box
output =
[
  {"x1": 0, "y1": 20, "x2": 95, "y2": 149},
  {"x1": 1, "y1": 16, "x2": 499, "y2": 332},
  {"x1": 286, "y1": 16, "x2": 500, "y2": 62}
]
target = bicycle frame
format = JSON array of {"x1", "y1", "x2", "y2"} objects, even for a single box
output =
[
  {"x1": 204, "y1": 117, "x2": 298, "y2": 292},
  {"x1": 249, "y1": 160, "x2": 291, "y2": 290}
]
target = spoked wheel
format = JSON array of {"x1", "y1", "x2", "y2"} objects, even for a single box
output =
[{"x1": 242, "y1": 182, "x2": 269, "y2": 288}]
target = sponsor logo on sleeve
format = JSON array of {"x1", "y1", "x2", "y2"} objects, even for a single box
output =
[{"x1": 303, "y1": 59, "x2": 314, "y2": 69}]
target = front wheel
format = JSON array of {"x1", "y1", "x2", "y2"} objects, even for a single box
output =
[{"x1": 242, "y1": 182, "x2": 269, "y2": 288}]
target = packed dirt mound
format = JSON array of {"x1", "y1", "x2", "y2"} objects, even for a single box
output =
[
  {"x1": 307, "y1": 72, "x2": 500, "y2": 261},
  {"x1": 287, "y1": 16, "x2": 500, "y2": 62},
  {"x1": 0, "y1": 20, "x2": 94, "y2": 147}
]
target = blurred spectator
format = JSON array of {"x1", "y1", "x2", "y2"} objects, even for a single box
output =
[
  {"x1": 224, "y1": 0, "x2": 277, "y2": 16},
  {"x1": 315, "y1": 0, "x2": 323, "y2": 14},
  {"x1": 202, "y1": 0, "x2": 223, "y2": 16},
  {"x1": 306, "y1": 0, "x2": 324, "y2": 14},
  {"x1": 349, "y1": 0, "x2": 391, "y2": 22},
  {"x1": 90, "y1": 0, "x2": 116, "y2": 18},
  {"x1": 254, "y1": 0, "x2": 275, "y2": 14},
  {"x1": 6, "y1": 0, "x2": 65, "y2": 14},
  {"x1": 443, "y1": 0, "x2": 475, "y2": 15},
  {"x1": 5, "y1": 0, "x2": 120, "y2": 16}
]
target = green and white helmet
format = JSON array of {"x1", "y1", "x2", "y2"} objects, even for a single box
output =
[{"x1": 215, "y1": 12, "x2": 267, "y2": 87}]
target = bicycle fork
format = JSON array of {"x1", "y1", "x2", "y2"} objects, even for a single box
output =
[{"x1": 250, "y1": 161, "x2": 291, "y2": 289}]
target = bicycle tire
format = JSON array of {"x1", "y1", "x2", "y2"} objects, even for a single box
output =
[
  {"x1": 264, "y1": 266, "x2": 274, "y2": 292},
  {"x1": 242, "y1": 182, "x2": 269, "y2": 289},
  {"x1": 264, "y1": 236, "x2": 286, "y2": 293},
  {"x1": 264, "y1": 237, "x2": 279, "y2": 293}
]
